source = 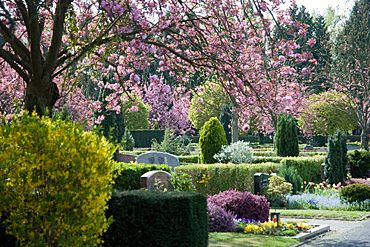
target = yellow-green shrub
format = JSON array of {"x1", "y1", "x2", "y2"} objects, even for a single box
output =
[
  {"x1": 0, "y1": 114, "x2": 116, "y2": 246},
  {"x1": 175, "y1": 162, "x2": 281, "y2": 194}
]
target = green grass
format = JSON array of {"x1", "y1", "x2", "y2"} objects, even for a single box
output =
[
  {"x1": 278, "y1": 209, "x2": 370, "y2": 220},
  {"x1": 208, "y1": 232, "x2": 299, "y2": 247}
]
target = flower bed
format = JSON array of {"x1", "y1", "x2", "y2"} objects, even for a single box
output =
[{"x1": 235, "y1": 218, "x2": 312, "y2": 236}]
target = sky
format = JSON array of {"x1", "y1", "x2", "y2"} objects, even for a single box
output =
[{"x1": 295, "y1": 0, "x2": 355, "y2": 16}]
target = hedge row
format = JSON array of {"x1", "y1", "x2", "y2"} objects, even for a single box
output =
[
  {"x1": 175, "y1": 163, "x2": 281, "y2": 195},
  {"x1": 178, "y1": 155, "x2": 199, "y2": 164},
  {"x1": 281, "y1": 156, "x2": 325, "y2": 183},
  {"x1": 252, "y1": 151, "x2": 326, "y2": 157},
  {"x1": 103, "y1": 190, "x2": 208, "y2": 247},
  {"x1": 175, "y1": 156, "x2": 326, "y2": 194},
  {"x1": 130, "y1": 129, "x2": 165, "y2": 148},
  {"x1": 114, "y1": 163, "x2": 171, "y2": 191},
  {"x1": 252, "y1": 156, "x2": 285, "y2": 164}
]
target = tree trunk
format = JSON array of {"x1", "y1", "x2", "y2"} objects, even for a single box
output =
[
  {"x1": 361, "y1": 128, "x2": 369, "y2": 151},
  {"x1": 231, "y1": 108, "x2": 239, "y2": 143},
  {"x1": 25, "y1": 79, "x2": 60, "y2": 116}
]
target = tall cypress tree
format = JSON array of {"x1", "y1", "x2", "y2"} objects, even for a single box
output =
[
  {"x1": 325, "y1": 131, "x2": 347, "y2": 184},
  {"x1": 275, "y1": 113, "x2": 299, "y2": 157}
]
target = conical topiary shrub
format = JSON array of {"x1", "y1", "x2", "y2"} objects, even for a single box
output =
[
  {"x1": 275, "y1": 113, "x2": 299, "y2": 157},
  {"x1": 199, "y1": 117, "x2": 227, "y2": 164}
]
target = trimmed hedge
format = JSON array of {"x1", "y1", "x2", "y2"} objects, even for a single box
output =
[
  {"x1": 175, "y1": 156, "x2": 326, "y2": 195},
  {"x1": 252, "y1": 156, "x2": 285, "y2": 164},
  {"x1": 130, "y1": 129, "x2": 165, "y2": 148},
  {"x1": 175, "y1": 163, "x2": 281, "y2": 195},
  {"x1": 114, "y1": 163, "x2": 171, "y2": 191},
  {"x1": 253, "y1": 151, "x2": 277, "y2": 157},
  {"x1": 178, "y1": 155, "x2": 199, "y2": 164},
  {"x1": 103, "y1": 190, "x2": 208, "y2": 247},
  {"x1": 281, "y1": 156, "x2": 325, "y2": 183},
  {"x1": 253, "y1": 151, "x2": 326, "y2": 157}
]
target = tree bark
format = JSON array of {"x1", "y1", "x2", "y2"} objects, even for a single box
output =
[
  {"x1": 25, "y1": 78, "x2": 60, "y2": 116},
  {"x1": 231, "y1": 108, "x2": 239, "y2": 143},
  {"x1": 361, "y1": 127, "x2": 369, "y2": 151}
]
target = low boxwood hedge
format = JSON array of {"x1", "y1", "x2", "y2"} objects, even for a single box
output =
[
  {"x1": 114, "y1": 163, "x2": 171, "y2": 191},
  {"x1": 178, "y1": 155, "x2": 199, "y2": 164},
  {"x1": 103, "y1": 190, "x2": 208, "y2": 247},
  {"x1": 175, "y1": 163, "x2": 281, "y2": 194}
]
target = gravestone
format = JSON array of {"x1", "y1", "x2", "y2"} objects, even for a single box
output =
[
  {"x1": 136, "y1": 151, "x2": 180, "y2": 170},
  {"x1": 303, "y1": 145, "x2": 314, "y2": 151},
  {"x1": 254, "y1": 173, "x2": 270, "y2": 195},
  {"x1": 140, "y1": 170, "x2": 173, "y2": 191},
  {"x1": 113, "y1": 152, "x2": 137, "y2": 163}
]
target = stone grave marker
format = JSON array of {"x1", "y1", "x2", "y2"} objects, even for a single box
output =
[
  {"x1": 254, "y1": 173, "x2": 270, "y2": 195},
  {"x1": 136, "y1": 151, "x2": 180, "y2": 170},
  {"x1": 303, "y1": 145, "x2": 314, "y2": 151},
  {"x1": 140, "y1": 170, "x2": 173, "y2": 191},
  {"x1": 113, "y1": 151, "x2": 137, "y2": 163}
]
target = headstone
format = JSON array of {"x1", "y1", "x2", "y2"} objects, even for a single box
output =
[
  {"x1": 136, "y1": 151, "x2": 180, "y2": 170},
  {"x1": 140, "y1": 170, "x2": 173, "y2": 191},
  {"x1": 254, "y1": 173, "x2": 270, "y2": 195},
  {"x1": 303, "y1": 145, "x2": 314, "y2": 151},
  {"x1": 114, "y1": 152, "x2": 137, "y2": 163},
  {"x1": 321, "y1": 163, "x2": 326, "y2": 181}
]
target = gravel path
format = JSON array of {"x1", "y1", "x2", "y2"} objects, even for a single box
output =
[{"x1": 298, "y1": 218, "x2": 370, "y2": 247}]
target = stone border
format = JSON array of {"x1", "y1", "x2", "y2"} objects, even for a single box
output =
[
  {"x1": 292, "y1": 224, "x2": 330, "y2": 243},
  {"x1": 281, "y1": 213, "x2": 370, "y2": 221}
]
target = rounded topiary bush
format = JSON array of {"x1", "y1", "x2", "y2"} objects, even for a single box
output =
[
  {"x1": 340, "y1": 184, "x2": 370, "y2": 203},
  {"x1": 0, "y1": 114, "x2": 116, "y2": 246},
  {"x1": 208, "y1": 189, "x2": 270, "y2": 222},
  {"x1": 207, "y1": 202, "x2": 235, "y2": 232},
  {"x1": 122, "y1": 95, "x2": 150, "y2": 130},
  {"x1": 199, "y1": 117, "x2": 227, "y2": 164}
]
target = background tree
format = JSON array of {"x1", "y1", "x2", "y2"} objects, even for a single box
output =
[
  {"x1": 189, "y1": 82, "x2": 231, "y2": 130},
  {"x1": 298, "y1": 91, "x2": 358, "y2": 136},
  {"x1": 330, "y1": 0, "x2": 369, "y2": 150},
  {"x1": 275, "y1": 4, "x2": 332, "y2": 93},
  {"x1": 121, "y1": 95, "x2": 149, "y2": 130}
]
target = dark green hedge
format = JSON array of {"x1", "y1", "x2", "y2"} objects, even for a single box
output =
[
  {"x1": 130, "y1": 129, "x2": 165, "y2": 148},
  {"x1": 348, "y1": 150, "x2": 370, "y2": 178},
  {"x1": 103, "y1": 190, "x2": 208, "y2": 247},
  {"x1": 114, "y1": 163, "x2": 171, "y2": 191},
  {"x1": 175, "y1": 163, "x2": 281, "y2": 194}
]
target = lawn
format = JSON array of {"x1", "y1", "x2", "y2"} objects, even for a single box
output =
[
  {"x1": 209, "y1": 232, "x2": 299, "y2": 247},
  {"x1": 278, "y1": 209, "x2": 370, "y2": 220}
]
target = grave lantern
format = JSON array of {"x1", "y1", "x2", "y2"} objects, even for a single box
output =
[{"x1": 270, "y1": 212, "x2": 281, "y2": 226}]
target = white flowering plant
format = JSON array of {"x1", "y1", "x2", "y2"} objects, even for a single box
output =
[{"x1": 214, "y1": 141, "x2": 254, "y2": 164}]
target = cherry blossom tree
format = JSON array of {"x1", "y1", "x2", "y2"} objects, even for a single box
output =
[
  {"x1": 1, "y1": 0, "x2": 315, "y2": 137},
  {"x1": 141, "y1": 75, "x2": 192, "y2": 134}
]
